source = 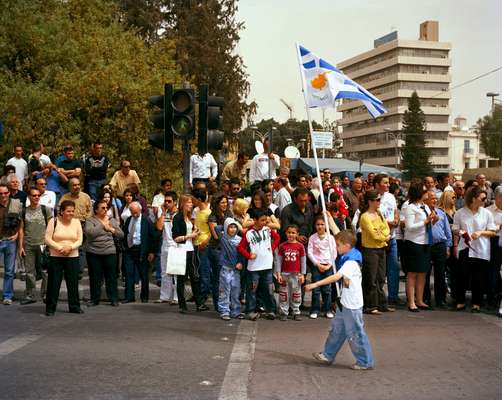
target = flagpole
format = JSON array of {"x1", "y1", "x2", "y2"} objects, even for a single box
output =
[{"x1": 295, "y1": 43, "x2": 336, "y2": 266}]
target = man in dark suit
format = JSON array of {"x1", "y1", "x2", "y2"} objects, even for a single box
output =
[{"x1": 122, "y1": 202, "x2": 157, "y2": 303}]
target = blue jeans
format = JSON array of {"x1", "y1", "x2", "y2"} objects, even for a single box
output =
[
  {"x1": 198, "y1": 246, "x2": 221, "y2": 307},
  {"x1": 0, "y1": 240, "x2": 17, "y2": 300},
  {"x1": 87, "y1": 179, "x2": 106, "y2": 202},
  {"x1": 386, "y1": 238, "x2": 400, "y2": 301},
  {"x1": 310, "y1": 267, "x2": 333, "y2": 313},
  {"x1": 246, "y1": 269, "x2": 276, "y2": 314},
  {"x1": 218, "y1": 266, "x2": 241, "y2": 317},
  {"x1": 323, "y1": 306, "x2": 374, "y2": 368}
]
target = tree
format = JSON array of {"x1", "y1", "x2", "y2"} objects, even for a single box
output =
[
  {"x1": 478, "y1": 105, "x2": 502, "y2": 160},
  {"x1": 401, "y1": 91, "x2": 433, "y2": 180},
  {"x1": 0, "y1": 0, "x2": 183, "y2": 194},
  {"x1": 118, "y1": 0, "x2": 256, "y2": 145},
  {"x1": 239, "y1": 118, "x2": 323, "y2": 160}
]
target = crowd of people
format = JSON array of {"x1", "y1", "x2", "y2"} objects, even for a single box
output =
[{"x1": 1, "y1": 141, "x2": 502, "y2": 326}]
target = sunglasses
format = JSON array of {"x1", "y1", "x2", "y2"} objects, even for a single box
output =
[
  {"x1": 480, "y1": 197, "x2": 487, "y2": 202},
  {"x1": 0, "y1": 192, "x2": 9, "y2": 195},
  {"x1": 30, "y1": 194, "x2": 41, "y2": 198},
  {"x1": 165, "y1": 200, "x2": 173, "y2": 203},
  {"x1": 370, "y1": 198, "x2": 381, "y2": 202}
]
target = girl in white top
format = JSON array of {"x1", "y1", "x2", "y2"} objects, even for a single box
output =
[{"x1": 452, "y1": 186, "x2": 497, "y2": 312}]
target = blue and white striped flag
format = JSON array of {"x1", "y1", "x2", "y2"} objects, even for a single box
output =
[{"x1": 297, "y1": 44, "x2": 387, "y2": 118}]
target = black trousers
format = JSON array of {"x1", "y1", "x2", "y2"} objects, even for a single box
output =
[
  {"x1": 424, "y1": 242, "x2": 448, "y2": 305},
  {"x1": 362, "y1": 247, "x2": 388, "y2": 310},
  {"x1": 177, "y1": 251, "x2": 202, "y2": 309},
  {"x1": 87, "y1": 253, "x2": 118, "y2": 304},
  {"x1": 488, "y1": 237, "x2": 502, "y2": 303},
  {"x1": 46, "y1": 256, "x2": 80, "y2": 314},
  {"x1": 456, "y1": 249, "x2": 489, "y2": 306},
  {"x1": 124, "y1": 247, "x2": 150, "y2": 301}
]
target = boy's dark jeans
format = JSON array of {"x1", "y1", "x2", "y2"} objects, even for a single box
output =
[{"x1": 246, "y1": 269, "x2": 276, "y2": 314}]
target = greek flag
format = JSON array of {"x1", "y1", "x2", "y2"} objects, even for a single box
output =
[{"x1": 297, "y1": 44, "x2": 386, "y2": 118}]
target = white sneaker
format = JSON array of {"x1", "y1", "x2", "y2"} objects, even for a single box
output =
[
  {"x1": 309, "y1": 313, "x2": 318, "y2": 319},
  {"x1": 312, "y1": 352, "x2": 331, "y2": 364},
  {"x1": 351, "y1": 364, "x2": 373, "y2": 370},
  {"x1": 325, "y1": 311, "x2": 334, "y2": 319},
  {"x1": 3, "y1": 299, "x2": 12, "y2": 305}
]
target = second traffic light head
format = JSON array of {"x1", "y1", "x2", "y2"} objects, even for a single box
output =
[{"x1": 171, "y1": 89, "x2": 195, "y2": 139}]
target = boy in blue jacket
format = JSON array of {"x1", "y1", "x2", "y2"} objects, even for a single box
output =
[{"x1": 218, "y1": 218, "x2": 244, "y2": 320}]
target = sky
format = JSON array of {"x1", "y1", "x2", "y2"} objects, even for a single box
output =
[{"x1": 236, "y1": 0, "x2": 502, "y2": 128}]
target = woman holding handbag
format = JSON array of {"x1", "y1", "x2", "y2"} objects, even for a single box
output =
[{"x1": 171, "y1": 194, "x2": 205, "y2": 313}]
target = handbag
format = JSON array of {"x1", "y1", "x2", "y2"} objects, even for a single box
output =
[{"x1": 165, "y1": 246, "x2": 187, "y2": 275}]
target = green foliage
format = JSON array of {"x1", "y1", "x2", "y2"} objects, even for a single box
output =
[
  {"x1": 118, "y1": 0, "x2": 256, "y2": 144},
  {"x1": 238, "y1": 118, "x2": 323, "y2": 159},
  {"x1": 478, "y1": 105, "x2": 502, "y2": 160},
  {"x1": 401, "y1": 91, "x2": 433, "y2": 180},
  {"x1": 0, "y1": 0, "x2": 184, "y2": 195}
]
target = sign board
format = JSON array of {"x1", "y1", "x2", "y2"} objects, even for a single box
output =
[{"x1": 312, "y1": 131, "x2": 333, "y2": 149}]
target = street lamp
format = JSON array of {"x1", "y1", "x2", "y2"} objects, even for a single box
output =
[
  {"x1": 487, "y1": 92, "x2": 500, "y2": 113},
  {"x1": 383, "y1": 128, "x2": 402, "y2": 170}
]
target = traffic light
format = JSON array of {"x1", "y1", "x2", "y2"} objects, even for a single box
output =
[
  {"x1": 148, "y1": 83, "x2": 173, "y2": 153},
  {"x1": 171, "y1": 88, "x2": 195, "y2": 140},
  {"x1": 198, "y1": 84, "x2": 224, "y2": 154}
]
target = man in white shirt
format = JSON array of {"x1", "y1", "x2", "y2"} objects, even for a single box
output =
[
  {"x1": 375, "y1": 174, "x2": 400, "y2": 304},
  {"x1": 249, "y1": 138, "x2": 280, "y2": 184},
  {"x1": 273, "y1": 177, "x2": 292, "y2": 213},
  {"x1": 25, "y1": 177, "x2": 56, "y2": 211},
  {"x1": 6, "y1": 145, "x2": 28, "y2": 188},
  {"x1": 189, "y1": 152, "x2": 218, "y2": 186},
  {"x1": 151, "y1": 178, "x2": 173, "y2": 214}
]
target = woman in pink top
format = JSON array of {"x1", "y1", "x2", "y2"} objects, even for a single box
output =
[
  {"x1": 308, "y1": 215, "x2": 337, "y2": 319},
  {"x1": 45, "y1": 200, "x2": 83, "y2": 316}
]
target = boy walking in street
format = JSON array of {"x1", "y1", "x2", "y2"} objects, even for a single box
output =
[
  {"x1": 275, "y1": 225, "x2": 306, "y2": 321},
  {"x1": 237, "y1": 208, "x2": 280, "y2": 320},
  {"x1": 306, "y1": 230, "x2": 374, "y2": 370},
  {"x1": 218, "y1": 218, "x2": 244, "y2": 320}
]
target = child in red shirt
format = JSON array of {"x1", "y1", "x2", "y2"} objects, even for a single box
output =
[{"x1": 274, "y1": 225, "x2": 306, "y2": 321}]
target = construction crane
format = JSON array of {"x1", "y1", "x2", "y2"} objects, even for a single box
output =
[{"x1": 280, "y1": 98, "x2": 294, "y2": 120}]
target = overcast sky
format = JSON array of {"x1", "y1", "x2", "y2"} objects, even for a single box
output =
[{"x1": 236, "y1": 0, "x2": 502, "y2": 128}]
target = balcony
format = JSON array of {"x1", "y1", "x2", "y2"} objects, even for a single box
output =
[{"x1": 463, "y1": 148, "x2": 474, "y2": 158}]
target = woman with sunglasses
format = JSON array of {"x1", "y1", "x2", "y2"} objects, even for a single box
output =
[
  {"x1": 403, "y1": 183, "x2": 436, "y2": 312},
  {"x1": 453, "y1": 186, "x2": 497, "y2": 312},
  {"x1": 359, "y1": 190, "x2": 391, "y2": 315},
  {"x1": 84, "y1": 200, "x2": 124, "y2": 306}
]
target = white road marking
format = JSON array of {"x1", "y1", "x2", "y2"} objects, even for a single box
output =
[
  {"x1": 218, "y1": 320, "x2": 257, "y2": 400},
  {"x1": 0, "y1": 334, "x2": 41, "y2": 358}
]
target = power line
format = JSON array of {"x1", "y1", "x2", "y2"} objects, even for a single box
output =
[{"x1": 431, "y1": 65, "x2": 502, "y2": 98}]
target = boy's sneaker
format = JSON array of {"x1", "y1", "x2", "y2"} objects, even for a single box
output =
[
  {"x1": 279, "y1": 314, "x2": 288, "y2": 321},
  {"x1": 293, "y1": 314, "x2": 302, "y2": 321},
  {"x1": 221, "y1": 314, "x2": 231, "y2": 321},
  {"x1": 325, "y1": 311, "x2": 334, "y2": 319},
  {"x1": 263, "y1": 312, "x2": 276, "y2": 320},
  {"x1": 309, "y1": 313, "x2": 318, "y2": 319},
  {"x1": 246, "y1": 312, "x2": 260, "y2": 321},
  {"x1": 3, "y1": 299, "x2": 12, "y2": 305},
  {"x1": 236, "y1": 313, "x2": 245, "y2": 319},
  {"x1": 351, "y1": 364, "x2": 373, "y2": 371},
  {"x1": 312, "y1": 352, "x2": 331, "y2": 365}
]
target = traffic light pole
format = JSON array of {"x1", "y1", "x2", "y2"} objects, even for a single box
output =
[{"x1": 183, "y1": 139, "x2": 191, "y2": 193}]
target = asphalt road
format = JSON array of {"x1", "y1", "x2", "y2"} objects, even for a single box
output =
[{"x1": 1, "y1": 277, "x2": 502, "y2": 400}]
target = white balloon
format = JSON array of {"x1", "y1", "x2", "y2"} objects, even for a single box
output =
[{"x1": 284, "y1": 146, "x2": 300, "y2": 159}]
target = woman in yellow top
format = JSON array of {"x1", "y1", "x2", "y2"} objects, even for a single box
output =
[
  {"x1": 45, "y1": 200, "x2": 83, "y2": 316},
  {"x1": 358, "y1": 190, "x2": 392, "y2": 315}
]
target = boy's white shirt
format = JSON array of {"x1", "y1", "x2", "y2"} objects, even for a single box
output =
[{"x1": 338, "y1": 260, "x2": 364, "y2": 309}]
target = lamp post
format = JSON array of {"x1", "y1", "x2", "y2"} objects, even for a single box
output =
[
  {"x1": 384, "y1": 128, "x2": 402, "y2": 170},
  {"x1": 487, "y1": 92, "x2": 500, "y2": 114}
]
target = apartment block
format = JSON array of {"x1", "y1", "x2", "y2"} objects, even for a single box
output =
[{"x1": 337, "y1": 21, "x2": 451, "y2": 171}]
